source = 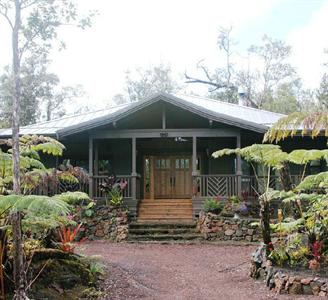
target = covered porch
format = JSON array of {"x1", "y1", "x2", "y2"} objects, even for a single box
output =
[{"x1": 87, "y1": 128, "x2": 249, "y2": 219}]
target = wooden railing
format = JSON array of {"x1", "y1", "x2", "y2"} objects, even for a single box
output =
[
  {"x1": 193, "y1": 174, "x2": 302, "y2": 200},
  {"x1": 28, "y1": 179, "x2": 89, "y2": 196},
  {"x1": 195, "y1": 175, "x2": 238, "y2": 199},
  {"x1": 91, "y1": 175, "x2": 141, "y2": 200}
]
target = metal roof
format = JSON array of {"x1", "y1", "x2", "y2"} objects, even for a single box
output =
[{"x1": 0, "y1": 93, "x2": 284, "y2": 137}]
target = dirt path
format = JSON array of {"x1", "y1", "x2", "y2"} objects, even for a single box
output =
[{"x1": 78, "y1": 241, "x2": 314, "y2": 300}]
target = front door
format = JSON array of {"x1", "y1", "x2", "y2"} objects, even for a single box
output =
[{"x1": 154, "y1": 156, "x2": 192, "y2": 199}]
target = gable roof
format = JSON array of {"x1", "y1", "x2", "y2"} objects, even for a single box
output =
[{"x1": 0, "y1": 93, "x2": 284, "y2": 138}]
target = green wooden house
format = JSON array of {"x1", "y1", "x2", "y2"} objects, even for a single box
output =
[{"x1": 0, "y1": 93, "x2": 326, "y2": 222}]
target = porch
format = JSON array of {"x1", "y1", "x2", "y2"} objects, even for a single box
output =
[{"x1": 85, "y1": 128, "x2": 296, "y2": 220}]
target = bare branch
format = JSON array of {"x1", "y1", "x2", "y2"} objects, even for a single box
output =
[
  {"x1": 184, "y1": 71, "x2": 227, "y2": 89},
  {"x1": 0, "y1": 3, "x2": 14, "y2": 29}
]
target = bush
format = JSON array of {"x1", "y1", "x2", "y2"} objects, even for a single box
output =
[{"x1": 203, "y1": 198, "x2": 224, "y2": 214}]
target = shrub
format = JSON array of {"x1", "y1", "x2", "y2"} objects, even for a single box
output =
[{"x1": 203, "y1": 198, "x2": 224, "y2": 214}]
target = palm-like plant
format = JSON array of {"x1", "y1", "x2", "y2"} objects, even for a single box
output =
[
  {"x1": 213, "y1": 144, "x2": 328, "y2": 253},
  {"x1": 264, "y1": 111, "x2": 328, "y2": 143},
  {"x1": 0, "y1": 135, "x2": 65, "y2": 195}
]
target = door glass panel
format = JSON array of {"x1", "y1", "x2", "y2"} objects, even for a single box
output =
[
  {"x1": 161, "y1": 159, "x2": 166, "y2": 168},
  {"x1": 180, "y1": 159, "x2": 185, "y2": 169},
  {"x1": 185, "y1": 159, "x2": 190, "y2": 169},
  {"x1": 166, "y1": 159, "x2": 170, "y2": 168},
  {"x1": 145, "y1": 158, "x2": 150, "y2": 193},
  {"x1": 156, "y1": 159, "x2": 161, "y2": 169},
  {"x1": 175, "y1": 159, "x2": 180, "y2": 169}
]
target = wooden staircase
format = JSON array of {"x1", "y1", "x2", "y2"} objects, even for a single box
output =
[{"x1": 137, "y1": 199, "x2": 193, "y2": 223}]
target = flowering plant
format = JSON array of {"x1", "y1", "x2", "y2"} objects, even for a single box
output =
[{"x1": 99, "y1": 175, "x2": 127, "y2": 206}]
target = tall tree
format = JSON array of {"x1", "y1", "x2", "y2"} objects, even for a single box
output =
[
  {"x1": 248, "y1": 35, "x2": 297, "y2": 108},
  {"x1": 0, "y1": 54, "x2": 85, "y2": 126},
  {"x1": 261, "y1": 82, "x2": 300, "y2": 114},
  {"x1": 0, "y1": 1, "x2": 93, "y2": 297},
  {"x1": 112, "y1": 63, "x2": 181, "y2": 105},
  {"x1": 185, "y1": 27, "x2": 239, "y2": 103},
  {"x1": 317, "y1": 73, "x2": 328, "y2": 110}
]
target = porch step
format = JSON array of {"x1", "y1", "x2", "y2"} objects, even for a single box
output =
[
  {"x1": 137, "y1": 199, "x2": 193, "y2": 223},
  {"x1": 128, "y1": 222, "x2": 203, "y2": 242}
]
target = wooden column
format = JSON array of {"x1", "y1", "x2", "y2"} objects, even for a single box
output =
[
  {"x1": 192, "y1": 136, "x2": 197, "y2": 176},
  {"x1": 88, "y1": 136, "x2": 93, "y2": 198},
  {"x1": 150, "y1": 156, "x2": 155, "y2": 200},
  {"x1": 236, "y1": 133, "x2": 242, "y2": 197},
  {"x1": 131, "y1": 137, "x2": 137, "y2": 200},
  {"x1": 94, "y1": 140, "x2": 99, "y2": 176},
  {"x1": 162, "y1": 104, "x2": 166, "y2": 130}
]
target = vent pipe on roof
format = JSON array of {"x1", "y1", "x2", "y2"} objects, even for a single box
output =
[{"x1": 238, "y1": 87, "x2": 248, "y2": 106}]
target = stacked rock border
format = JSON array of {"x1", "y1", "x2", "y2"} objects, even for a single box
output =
[{"x1": 197, "y1": 212, "x2": 261, "y2": 242}]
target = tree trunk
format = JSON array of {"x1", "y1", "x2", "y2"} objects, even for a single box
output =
[
  {"x1": 10, "y1": 212, "x2": 26, "y2": 300},
  {"x1": 11, "y1": 0, "x2": 27, "y2": 299},
  {"x1": 279, "y1": 162, "x2": 292, "y2": 192},
  {"x1": 259, "y1": 196, "x2": 272, "y2": 254}
]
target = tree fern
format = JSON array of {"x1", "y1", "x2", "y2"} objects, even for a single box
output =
[
  {"x1": 264, "y1": 112, "x2": 328, "y2": 143},
  {"x1": 55, "y1": 191, "x2": 91, "y2": 205}
]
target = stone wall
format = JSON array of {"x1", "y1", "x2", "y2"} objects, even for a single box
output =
[
  {"x1": 197, "y1": 212, "x2": 261, "y2": 242},
  {"x1": 82, "y1": 205, "x2": 129, "y2": 242},
  {"x1": 252, "y1": 260, "x2": 328, "y2": 296}
]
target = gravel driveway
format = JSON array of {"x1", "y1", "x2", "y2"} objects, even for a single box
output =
[{"x1": 78, "y1": 241, "x2": 314, "y2": 300}]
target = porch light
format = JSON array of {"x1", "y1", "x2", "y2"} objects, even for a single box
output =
[{"x1": 174, "y1": 137, "x2": 188, "y2": 142}]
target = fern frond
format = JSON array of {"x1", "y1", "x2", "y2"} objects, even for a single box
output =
[{"x1": 264, "y1": 112, "x2": 328, "y2": 143}]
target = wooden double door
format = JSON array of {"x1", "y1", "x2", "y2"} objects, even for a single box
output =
[{"x1": 153, "y1": 156, "x2": 192, "y2": 199}]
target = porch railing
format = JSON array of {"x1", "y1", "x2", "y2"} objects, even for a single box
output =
[
  {"x1": 193, "y1": 174, "x2": 302, "y2": 200},
  {"x1": 91, "y1": 175, "x2": 141, "y2": 200},
  {"x1": 28, "y1": 178, "x2": 89, "y2": 196}
]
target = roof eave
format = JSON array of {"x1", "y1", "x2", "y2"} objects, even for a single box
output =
[{"x1": 57, "y1": 93, "x2": 268, "y2": 137}]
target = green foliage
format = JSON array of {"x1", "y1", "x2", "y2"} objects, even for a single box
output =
[
  {"x1": 212, "y1": 144, "x2": 288, "y2": 169},
  {"x1": 268, "y1": 245, "x2": 289, "y2": 267},
  {"x1": 0, "y1": 135, "x2": 65, "y2": 194},
  {"x1": 203, "y1": 198, "x2": 224, "y2": 214},
  {"x1": 288, "y1": 149, "x2": 326, "y2": 165},
  {"x1": 55, "y1": 191, "x2": 91, "y2": 205},
  {"x1": 271, "y1": 218, "x2": 305, "y2": 234},
  {"x1": 264, "y1": 111, "x2": 328, "y2": 143},
  {"x1": 89, "y1": 262, "x2": 105, "y2": 276},
  {"x1": 0, "y1": 194, "x2": 73, "y2": 236},
  {"x1": 296, "y1": 172, "x2": 328, "y2": 191}
]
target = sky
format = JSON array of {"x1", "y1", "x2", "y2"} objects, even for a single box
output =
[{"x1": 1, "y1": 0, "x2": 328, "y2": 111}]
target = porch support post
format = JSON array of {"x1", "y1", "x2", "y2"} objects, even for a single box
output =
[
  {"x1": 192, "y1": 136, "x2": 197, "y2": 176},
  {"x1": 94, "y1": 140, "x2": 99, "y2": 176},
  {"x1": 236, "y1": 133, "x2": 242, "y2": 198},
  {"x1": 162, "y1": 104, "x2": 166, "y2": 130},
  {"x1": 131, "y1": 137, "x2": 137, "y2": 200},
  {"x1": 88, "y1": 136, "x2": 93, "y2": 198}
]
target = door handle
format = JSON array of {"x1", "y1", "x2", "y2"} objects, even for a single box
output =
[
  {"x1": 170, "y1": 177, "x2": 172, "y2": 187},
  {"x1": 173, "y1": 177, "x2": 176, "y2": 187}
]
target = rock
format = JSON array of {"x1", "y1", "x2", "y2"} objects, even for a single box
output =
[
  {"x1": 310, "y1": 282, "x2": 322, "y2": 296},
  {"x1": 224, "y1": 229, "x2": 235, "y2": 236},
  {"x1": 245, "y1": 235, "x2": 252, "y2": 242},
  {"x1": 319, "y1": 291, "x2": 327, "y2": 297},
  {"x1": 289, "y1": 282, "x2": 303, "y2": 295},
  {"x1": 301, "y1": 278, "x2": 313, "y2": 285},
  {"x1": 258, "y1": 268, "x2": 266, "y2": 280},
  {"x1": 235, "y1": 229, "x2": 243, "y2": 237},
  {"x1": 247, "y1": 229, "x2": 254, "y2": 235},
  {"x1": 95, "y1": 229, "x2": 104, "y2": 237},
  {"x1": 302, "y1": 284, "x2": 313, "y2": 295}
]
